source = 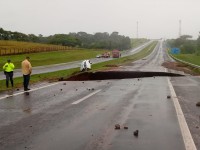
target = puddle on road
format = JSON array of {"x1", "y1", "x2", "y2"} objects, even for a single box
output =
[{"x1": 65, "y1": 71, "x2": 184, "y2": 81}]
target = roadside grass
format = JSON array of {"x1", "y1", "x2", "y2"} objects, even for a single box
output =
[
  {"x1": 172, "y1": 54, "x2": 200, "y2": 66},
  {"x1": 0, "y1": 49, "x2": 109, "y2": 71},
  {"x1": 0, "y1": 41, "x2": 157, "y2": 92},
  {"x1": 169, "y1": 53, "x2": 200, "y2": 74}
]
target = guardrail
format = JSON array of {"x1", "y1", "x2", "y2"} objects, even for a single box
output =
[{"x1": 169, "y1": 53, "x2": 200, "y2": 69}]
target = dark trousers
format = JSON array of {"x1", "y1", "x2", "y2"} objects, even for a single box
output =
[
  {"x1": 5, "y1": 71, "x2": 14, "y2": 88},
  {"x1": 23, "y1": 74, "x2": 30, "y2": 90}
]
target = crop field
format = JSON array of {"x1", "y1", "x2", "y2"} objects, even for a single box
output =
[{"x1": 0, "y1": 40, "x2": 80, "y2": 55}]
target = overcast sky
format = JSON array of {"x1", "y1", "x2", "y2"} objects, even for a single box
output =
[{"x1": 0, "y1": 0, "x2": 200, "y2": 39}]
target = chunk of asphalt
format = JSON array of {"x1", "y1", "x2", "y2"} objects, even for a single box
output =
[
  {"x1": 133, "y1": 130, "x2": 139, "y2": 137},
  {"x1": 115, "y1": 124, "x2": 120, "y2": 130},
  {"x1": 167, "y1": 95, "x2": 171, "y2": 99},
  {"x1": 124, "y1": 126, "x2": 128, "y2": 129},
  {"x1": 60, "y1": 89, "x2": 63, "y2": 91},
  {"x1": 196, "y1": 102, "x2": 200, "y2": 107}
]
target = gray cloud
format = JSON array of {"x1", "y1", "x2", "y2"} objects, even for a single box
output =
[{"x1": 0, "y1": 0, "x2": 200, "y2": 39}]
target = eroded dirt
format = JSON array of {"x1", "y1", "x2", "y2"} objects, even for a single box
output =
[{"x1": 162, "y1": 61, "x2": 200, "y2": 76}]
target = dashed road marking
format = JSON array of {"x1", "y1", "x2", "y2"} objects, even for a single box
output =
[
  {"x1": 0, "y1": 82, "x2": 60, "y2": 100},
  {"x1": 72, "y1": 89, "x2": 102, "y2": 105}
]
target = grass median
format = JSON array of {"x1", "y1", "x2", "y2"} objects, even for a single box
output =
[
  {"x1": 0, "y1": 49, "x2": 109, "y2": 71},
  {"x1": 0, "y1": 41, "x2": 157, "y2": 92}
]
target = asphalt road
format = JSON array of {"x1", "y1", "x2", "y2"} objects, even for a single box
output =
[
  {"x1": 0, "y1": 40, "x2": 198, "y2": 150},
  {"x1": 0, "y1": 41, "x2": 152, "y2": 80}
]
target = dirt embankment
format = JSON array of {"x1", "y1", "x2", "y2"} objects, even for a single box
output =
[{"x1": 162, "y1": 61, "x2": 200, "y2": 76}]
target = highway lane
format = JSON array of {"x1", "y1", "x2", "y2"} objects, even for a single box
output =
[
  {"x1": 0, "y1": 41, "x2": 153, "y2": 80},
  {"x1": 162, "y1": 41, "x2": 200, "y2": 149},
  {"x1": 0, "y1": 40, "x2": 196, "y2": 150}
]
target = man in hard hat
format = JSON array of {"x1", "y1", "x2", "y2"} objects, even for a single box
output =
[{"x1": 3, "y1": 59, "x2": 15, "y2": 88}]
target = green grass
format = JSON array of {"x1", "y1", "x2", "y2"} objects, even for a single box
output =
[
  {"x1": 172, "y1": 54, "x2": 200, "y2": 66},
  {"x1": 0, "y1": 49, "x2": 109, "y2": 71},
  {"x1": 0, "y1": 68, "x2": 80, "y2": 91},
  {"x1": 0, "y1": 41, "x2": 157, "y2": 92}
]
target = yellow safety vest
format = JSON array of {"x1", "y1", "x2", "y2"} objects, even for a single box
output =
[{"x1": 3, "y1": 62, "x2": 15, "y2": 72}]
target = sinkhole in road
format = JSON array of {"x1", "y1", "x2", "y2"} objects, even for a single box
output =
[{"x1": 65, "y1": 71, "x2": 184, "y2": 81}]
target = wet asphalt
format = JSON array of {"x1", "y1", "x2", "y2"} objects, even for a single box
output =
[{"x1": 0, "y1": 40, "x2": 194, "y2": 150}]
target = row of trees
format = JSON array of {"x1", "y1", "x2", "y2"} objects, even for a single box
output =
[
  {"x1": 168, "y1": 34, "x2": 200, "y2": 55},
  {"x1": 0, "y1": 28, "x2": 131, "y2": 50}
]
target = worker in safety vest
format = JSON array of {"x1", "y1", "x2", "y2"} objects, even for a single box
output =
[{"x1": 3, "y1": 59, "x2": 15, "y2": 88}]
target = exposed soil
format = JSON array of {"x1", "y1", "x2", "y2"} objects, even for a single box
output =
[{"x1": 162, "y1": 61, "x2": 200, "y2": 76}]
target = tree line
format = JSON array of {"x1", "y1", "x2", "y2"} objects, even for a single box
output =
[
  {"x1": 0, "y1": 28, "x2": 131, "y2": 50},
  {"x1": 168, "y1": 34, "x2": 200, "y2": 55}
]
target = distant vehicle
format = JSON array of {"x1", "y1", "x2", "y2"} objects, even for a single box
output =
[
  {"x1": 96, "y1": 55, "x2": 102, "y2": 58},
  {"x1": 102, "y1": 52, "x2": 110, "y2": 58},
  {"x1": 96, "y1": 52, "x2": 111, "y2": 58},
  {"x1": 112, "y1": 49, "x2": 121, "y2": 58},
  {"x1": 80, "y1": 60, "x2": 92, "y2": 71}
]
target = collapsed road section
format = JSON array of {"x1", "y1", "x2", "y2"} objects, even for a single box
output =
[{"x1": 66, "y1": 71, "x2": 184, "y2": 81}]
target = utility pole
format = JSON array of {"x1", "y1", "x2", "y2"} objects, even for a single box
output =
[
  {"x1": 179, "y1": 20, "x2": 182, "y2": 37},
  {"x1": 137, "y1": 21, "x2": 139, "y2": 39}
]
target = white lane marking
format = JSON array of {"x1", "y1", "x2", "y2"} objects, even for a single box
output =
[
  {"x1": 72, "y1": 89, "x2": 102, "y2": 105},
  {"x1": 167, "y1": 78, "x2": 197, "y2": 150},
  {"x1": 0, "y1": 82, "x2": 60, "y2": 100}
]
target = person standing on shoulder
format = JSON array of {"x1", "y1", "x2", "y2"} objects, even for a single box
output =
[
  {"x1": 3, "y1": 59, "x2": 15, "y2": 88},
  {"x1": 22, "y1": 56, "x2": 32, "y2": 91}
]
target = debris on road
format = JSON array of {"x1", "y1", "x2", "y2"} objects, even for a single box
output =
[
  {"x1": 124, "y1": 126, "x2": 128, "y2": 129},
  {"x1": 92, "y1": 88, "x2": 94, "y2": 90},
  {"x1": 60, "y1": 89, "x2": 62, "y2": 91},
  {"x1": 16, "y1": 89, "x2": 19, "y2": 91},
  {"x1": 63, "y1": 83, "x2": 66, "y2": 85},
  {"x1": 133, "y1": 130, "x2": 139, "y2": 137},
  {"x1": 167, "y1": 95, "x2": 171, "y2": 99},
  {"x1": 115, "y1": 124, "x2": 120, "y2": 130},
  {"x1": 196, "y1": 102, "x2": 200, "y2": 107}
]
